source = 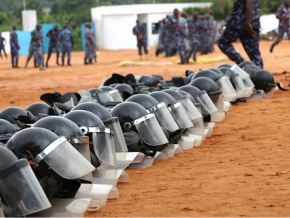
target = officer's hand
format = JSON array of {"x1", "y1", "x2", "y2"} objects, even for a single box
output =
[
  {"x1": 186, "y1": 35, "x2": 190, "y2": 39},
  {"x1": 189, "y1": 27, "x2": 194, "y2": 31},
  {"x1": 246, "y1": 23, "x2": 256, "y2": 36},
  {"x1": 138, "y1": 35, "x2": 143, "y2": 39},
  {"x1": 17, "y1": 45, "x2": 20, "y2": 50},
  {"x1": 177, "y1": 26, "x2": 182, "y2": 31}
]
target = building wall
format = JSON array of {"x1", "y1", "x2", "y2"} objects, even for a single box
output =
[
  {"x1": 22, "y1": 10, "x2": 37, "y2": 32},
  {"x1": 2, "y1": 32, "x2": 10, "y2": 54}
]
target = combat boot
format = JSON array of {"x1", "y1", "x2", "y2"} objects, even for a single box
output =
[
  {"x1": 89, "y1": 59, "x2": 93, "y2": 64},
  {"x1": 270, "y1": 44, "x2": 275, "y2": 53},
  {"x1": 61, "y1": 59, "x2": 65, "y2": 66},
  {"x1": 84, "y1": 58, "x2": 89, "y2": 65},
  {"x1": 67, "y1": 59, "x2": 72, "y2": 66}
]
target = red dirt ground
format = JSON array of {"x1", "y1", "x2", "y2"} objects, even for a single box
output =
[{"x1": 1, "y1": 41, "x2": 290, "y2": 217}]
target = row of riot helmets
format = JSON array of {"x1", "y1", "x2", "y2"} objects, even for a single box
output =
[{"x1": 0, "y1": 61, "x2": 276, "y2": 217}]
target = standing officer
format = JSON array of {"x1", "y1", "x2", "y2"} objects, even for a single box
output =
[
  {"x1": 0, "y1": 33, "x2": 8, "y2": 59},
  {"x1": 166, "y1": 9, "x2": 189, "y2": 64},
  {"x1": 270, "y1": 0, "x2": 290, "y2": 53},
  {"x1": 10, "y1": 25, "x2": 20, "y2": 68},
  {"x1": 84, "y1": 23, "x2": 96, "y2": 65},
  {"x1": 188, "y1": 11, "x2": 202, "y2": 61},
  {"x1": 59, "y1": 24, "x2": 74, "y2": 66},
  {"x1": 25, "y1": 24, "x2": 44, "y2": 70},
  {"x1": 133, "y1": 20, "x2": 148, "y2": 60},
  {"x1": 156, "y1": 19, "x2": 166, "y2": 57},
  {"x1": 179, "y1": 13, "x2": 191, "y2": 64},
  {"x1": 218, "y1": 0, "x2": 263, "y2": 69},
  {"x1": 45, "y1": 23, "x2": 60, "y2": 67}
]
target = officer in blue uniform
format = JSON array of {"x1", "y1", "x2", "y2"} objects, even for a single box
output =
[
  {"x1": 25, "y1": 24, "x2": 44, "y2": 70},
  {"x1": 133, "y1": 20, "x2": 148, "y2": 60},
  {"x1": 270, "y1": 0, "x2": 290, "y2": 53},
  {"x1": 84, "y1": 23, "x2": 96, "y2": 65},
  {"x1": 218, "y1": 0, "x2": 263, "y2": 69},
  {"x1": 0, "y1": 33, "x2": 7, "y2": 59},
  {"x1": 156, "y1": 19, "x2": 166, "y2": 57},
  {"x1": 179, "y1": 13, "x2": 191, "y2": 64},
  {"x1": 9, "y1": 25, "x2": 20, "y2": 68},
  {"x1": 45, "y1": 23, "x2": 60, "y2": 67},
  {"x1": 188, "y1": 11, "x2": 202, "y2": 61},
  {"x1": 59, "y1": 24, "x2": 74, "y2": 66}
]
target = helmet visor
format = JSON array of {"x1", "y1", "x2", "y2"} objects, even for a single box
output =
[
  {"x1": 180, "y1": 97, "x2": 203, "y2": 122},
  {"x1": 0, "y1": 159, "x2": 51, "y2": 216},
  {"x1": 232, "y1": 75, "x2": 247, "y2": 98},
  {"x1": 68, "y1": 136, "x2": 93, "y2": 182},
  {"x1": 0, "y1": 198, "x2": 4, "y2": 218},
  {"x1": 34, "y1": 137, "x2": 95, "y2": 179},
  {"x1": 104, "y1": 117, "x2": 128, "y2": 153},
  {"x1": 97, "y1": 91, "x2": 115, "y2": 103},
  {"x1": 108, "y1": 90, "x2": 124, "y2": 103},
  {"x1": 87, "y1": 128, "x2": 118, "y2": 179},
  {"x1": 133, "y1": 113, "x2": 169, "y2": 146},
  {"x1": 168, "y1": 102, "x2": 194, "y2": 129},
  {"x1": 147, "y1": 102, "x2": 179, "y2": 133},
  {"x1": 195, "y1": 91, "x2": 218, "y2": 115},
  {"x1": 217, "y1": 76, "x2": 237, "y2": 102},
  {"x1": 78, "y1": 90, "x2": 98, "y2": 104},
  {"x1": 264, "y1": 86, "x2": 276, "y2": 99}
]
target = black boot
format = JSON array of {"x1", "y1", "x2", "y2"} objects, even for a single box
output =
[
  {"x1": 193, "y1": 53, "x2": 197, "y2": 62},
  {"x1": 84, "y1": 58, "x2": 89, "y2": 65},
  {"x1": 67, "y1": 59, "x2": 71, "y2": 66},
  {"x1": 89, "y1": 58, "x2": 93, "y2": 64},
  {"x1": 270, "y1": 44, "x2": 275, "y2": 53},
  {"x1": 45, "y1": 61, "x2": 49, "y2": 68},
  {"x1": 61, "y1": 59, "x2": 65, "y2": 66}
]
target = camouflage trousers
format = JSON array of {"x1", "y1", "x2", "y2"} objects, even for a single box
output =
[
  {"x1": 85, "y1": 43, "x2": 95, "y2": 59},
  {"x1": 218, "y1": 28, "x2": 263, "y2": 69},
  {"x1": 274, "y1": 26, "x2": 290, "y2": 45},
  {"x1": 27, "y1": 45, "x2": 43, "y2": 64}
]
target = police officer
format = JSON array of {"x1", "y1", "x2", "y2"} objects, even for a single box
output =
[
  {"x1": 166, "y1": 9, "x2": 190, "y2": 64},
  {"x1": 9, "y1": 25, "x2": 20, "y2": 68},
  {"x1": 84, "y1": 22, "x2": 96, "y2": 65},
  {"x1": 179, "y1": 13, "x2": 191, "y2": 64},
  {"x1": 270, "y1": 0, "x2": 290, "y2": 53},
  {"x1": 209, "y1": 11, "x2": 216, "y2": 52},
  {"x1": 25, "y1": 24, "x2": 44, "y2": 70},
  {"x1": 218, "y1": 0, "x2": 263, "y2": 69},
  {"x1": 188, "y1": 11, "x2": 202, "y2": 61},
  {"x1": 156, "y1": 19, "x2": 166, "y2": 57},
  {"x1": 59, "y1": 24, "x2": 74, "y2": 66},
  {"x1": 0, "y1": 33, "x2": 7, "y2": 59},
  {"x1": 133, "y1": 20, "x2": 148, "y2": 60},
  {"x1": 45, "y1": 23, "x2": 60, "y2": 68},
  {"x1": 202, "y1": 14, "x2": 213, "y2": 54}
]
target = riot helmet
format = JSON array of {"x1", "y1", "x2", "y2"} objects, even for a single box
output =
[
  {"x1": 231, "y1": 65, "x2": 255, "y2": 97},
  {"x1": 64, "y1": 110, "x2": 117, "y2": 179},
  {"x1": 138, "y1": 75, "x2": 159, "y2": 87},
  {"x1": 111, "y1": 102, "x2": 169, "y2": 148},
  {"x1": 72, "y1": 102, "x2": 128, "y2": 152},
  {"x1": 6, "y1": 127, "x2": 94, "y2": 180},
  {"x1": 114, "y1": 84, "x2": 134, "y2": 100},
  {"x1": 126, "y1": 94, "x2": 179, "y2": 133},
  {"x1": 33, "y1": 117, "x2": 92, "y2": 183},
  {"x1": 89, "y1": 88, "x2": 115, "y2": 104},
  {"x1": 26, "y1": 102, "x2": 55, "y2": 117},
  {"x1": 251, "y1": 70, "x2": 277, "y2": 98},
  {"x1": 0, "y1": 119, "x2": 16, "y2": 144},
  {"x1": 217, "y1": 63, "x2": 232, "y2": 69},
  {"x1": 0, "y1": 146, "x2": 51, "y2": 216},
  {"x1": 0, "y1": 107, "x2": 28, "y2": 130},
  {"x1": 149, "y1": 91, "x2": 193, "y2": 129},
  {"x1": 100, "y1": 86, "x2": 124, "y2": 102}
]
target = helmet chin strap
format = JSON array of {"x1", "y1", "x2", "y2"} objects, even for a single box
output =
[{"x1": 276, "y1": 83, "x2": 288, "y2": 91}]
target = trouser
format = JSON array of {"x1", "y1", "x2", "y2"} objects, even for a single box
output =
[
  {"x1": 137, "y1": 38, "x2": 148, "y2": 56},
  {"x1": 62, "y1": 45, "x2": 72, "y2": 61},
  {"x1": 181, "y1": 38, "x2": 192, "y2": 61},
  {"x1": 0, "y1": 47, "x2": 7, "y2": 58},
  {"x1": 46, "y1": 43, "x2": 60, "y2": 63},
  {"x1": 218, "y1": 27, "x2": 263, "y2": 69},
  {"x1": 26, "y1": 46, "x2": 43, "y2": 65},
  {"x1": 10, "y1": 47, "x2": 19, "y2": 67},
  {"x1": 273, "y1": 26, "x2": 290, "y2": 45},
  {"x1": 85, "y1": 44, "x2": 95, "y2": 59}
]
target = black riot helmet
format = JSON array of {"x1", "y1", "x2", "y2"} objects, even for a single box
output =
[
  {"x1": 0, "y1": 107, "x2": 28, "y2": 126},
  {"x1": 193, "y1": 69, "x2": 222, "y2": 83},
  {"x1": 26, "y1": 102, "x2": 55, "y2": 116},
  {"x1": 138, "y1": 75, "x2": 159, "y2": 87},
  {"x1": 126, "y1": 94, "x2": 179, "y2": 133},
  {"x1": 0, "y1": 119, "x2": 16, "y2": 144},
  {"x1": 149, "y1": 91, "x2": 193, "y2": 129},
  {"x1": 0, "y1": 146, "x2": 51, "y2": 217},
  {"x1": 89, "y1": 88, "x2": 115, "y2": 104},
  {"x1": 6, "y1": 127, "x2": 94, "y2": 180},
  {"x1": 114, "y1": 84, "x2": 134, "y2": 100},
  {"x1": 33, "y1": 117, "x2": 93, "y2": 183},
  {"x1": 72, "y1": 102, "x2": 128, "y2": 152},
  {"x1": 100, "y1": 86, "x2": 124, "y2": 102},
  {"x1": 251, "y1": 70, "x2": 276, "y2": 98},
  {"x1": 111, "y1": 102, "x2": 169, "y2": 147},
  {"x1": 217, "y1": 63, "x2": 232, "y2": 69},
  {"x1": 64, "y1": 110, "x2": 117, "y2": 178},
  {"x1": 58, "y1": 92, "x2": 81, "y2": 107}
]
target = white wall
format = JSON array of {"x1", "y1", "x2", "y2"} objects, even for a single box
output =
[
  {"x1": 102, "y1": 14, "x2": 137, "y2": 50},
  {"x1": 2, "y1": 32, "x2": 10, "y2": 54},
  {"x1": 22, "y1": 10, "x2": 37, "y2": 32}
]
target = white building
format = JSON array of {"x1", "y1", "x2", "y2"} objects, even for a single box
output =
[{"x1": 91, "y1": 3, "x2": 212, "y2": 50}]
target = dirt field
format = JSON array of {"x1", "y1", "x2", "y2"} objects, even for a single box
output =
[{"x1": 1, "y1": 41, "x2": 290, "y2": 217}]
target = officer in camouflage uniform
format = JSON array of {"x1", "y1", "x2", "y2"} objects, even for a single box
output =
[
  {"x1": 188, "y1": 11, "x2": 202, "y2": 61},
  {"x1": 84, "y1": 23, "x2": 96, "y2": 65},
  {"x1": 133, "y1": 20, "x2": 148, "y2": 60},
  {"x1": 59, "y1": 24, "x2": 74, "y2": 66},
  {"x1": 10, "y1": 25, "x2": 20, "y2": 68},
  {"x1": 156, "y1": 19, "x2": 166, "y2": 57},
  {"x1": 218, "y1": 0, "x2": 263, "y2": 69},
  {"x1": 270, "y1": 0, "x2": 290, "y2": 53},
  {"x1": 179, "y1": 13, "x2": 191, "y2": 64},
  {"x1": 25, "y1": 24, "x2": 44, "y2": 70},
  {"x1": 45, "y1": 23, "x2": 60, "y2": 67}
]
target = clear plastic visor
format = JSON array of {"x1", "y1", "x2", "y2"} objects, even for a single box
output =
[
  {"x1": 168, "y1": 102, "x2": 194, "y2": 129},
  {"x1": 104, "y1": 117, "x2": 128, "y2": 152},
  {"x1": 195, "y1": 91, "x2": 218, "y2": 115},
  {"x1": 0, "y1": 159, "x2": 51, "y2": 216},
  {"x1": 232, "y1": 75, "x2": 247, "y2": 98},
  {"x1": 243, "y1": 77, "x2": 255, "y2": 89},
  {"x1": 133, "y1": 113, "x2": 169, "y2": 146},
  {"x1": 97, "y1": 91, "x2": 115, "y2": 103},
  {"x1": 78, "y1": 90, "x2": 98, "y2": 104},
  {"x1": 210, "y1": 93, "x2": 224, "y2": 113},
  {"x1": 147, "y1": 102, "x2": 179, "y2": 133},
  {"x1": 108, "y1": 90, "x2": 124, "y2": 103},
  {"x1": 264, "y1": 86, "x2": 276, "y2": 99},
  {"x1": 217, "y1": 76, "x2": 237, "y2": 102},
  {"x1": 34, "y1": 137, "x2": 95, "y2": 180},
  {"x1": 180, "y1": 97, "x2": 203, "y2": 122}
]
